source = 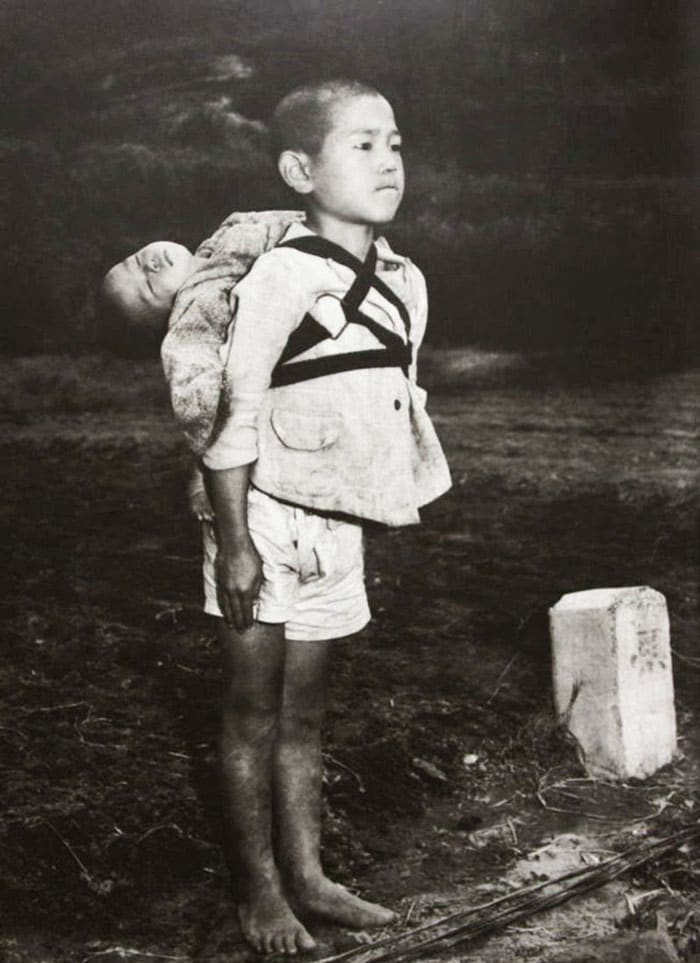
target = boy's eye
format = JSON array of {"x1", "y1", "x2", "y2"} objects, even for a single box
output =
[
  {"x1": 354, "y1": 141, "x2": 372, "y2": 150},
  {"x1": 391, "y1": 142, "x2": 402, "y2": 152}
]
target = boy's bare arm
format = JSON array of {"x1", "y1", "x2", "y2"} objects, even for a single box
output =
[{"x1": 207, "y1": 465, "x2": 262, "y2": 631}]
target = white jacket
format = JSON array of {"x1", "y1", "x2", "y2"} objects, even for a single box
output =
[{"x1": 203, "y1": 223, "x2": 451, "y2": 526}]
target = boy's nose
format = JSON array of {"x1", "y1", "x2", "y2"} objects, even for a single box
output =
[{"x1": 379, "y1": 150, "x2": 398, "y2": 172}]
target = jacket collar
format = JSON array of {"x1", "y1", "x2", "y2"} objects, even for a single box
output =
[{"x1": 281, "y1": 221, "x2": 406, "y2": 269}]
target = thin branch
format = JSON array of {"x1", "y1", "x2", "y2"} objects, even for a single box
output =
[
  {"x1": 535, "y1": 789, "x2": 618, "y2": 822},
  {"x1": 312, "y1": 826, "x2": 700, "y2": 963},
  {"x1": 323, "y1": 752, "x2": 366, "y2": 793},
  {"x1": 21, "y1": 701, "x2": 88, "y2": 715},
  {"x1": 486, "y1": 653, "x2": 519, "y2": 704},
  {"x1": 672, "y1": 648, "x2": 700, "y2": 668},
  {"x1": 82, "y1": 947, "x2": 190, "y2": 962},
  {"x1": 44, "y1": 820, "x2": 91, "y2": 880},
  {"x1": 403, "y1": 900, "x2": 416, "y2": 926}
]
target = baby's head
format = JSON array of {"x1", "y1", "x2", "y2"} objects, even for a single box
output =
[
  {"x1": 101, "y1": 240, "x2": 197, "y2": 336},
  {"x1": 271, "y1": 80, "x2": 404, "y2": 228}
]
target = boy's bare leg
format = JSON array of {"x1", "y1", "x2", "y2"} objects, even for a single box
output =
[
  {"x1": 276, "y1": 639, "x2": 396, "y2": 929},
  {"x1": 217, "y1": 619, "x2": 316, "y2": 956}
]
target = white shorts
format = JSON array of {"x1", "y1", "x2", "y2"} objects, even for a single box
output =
[{"x1": 203, "y1": 487, "x2": 371, "y2": 641}]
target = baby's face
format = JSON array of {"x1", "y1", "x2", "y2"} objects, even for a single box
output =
[{"x1": 104, "y1": 241, "x2": 196, "y2": 324}]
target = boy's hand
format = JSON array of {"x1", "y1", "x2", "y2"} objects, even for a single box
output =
[
  {"x1": 206, "y1": 464, "x2": 259, "y2": 631},
  {"x1": 215, "y1": 538, "x2": 262, "y2": 632}
]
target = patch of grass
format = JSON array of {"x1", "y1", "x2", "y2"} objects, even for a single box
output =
[{"x1": 0, "y1": 355, "x2": 168, "y2": 414}]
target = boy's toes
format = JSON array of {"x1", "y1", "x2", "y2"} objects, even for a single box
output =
[
  {"x1": 296, "y1": 927, "x2": 316, "y2": 952},
  {"x1": 237, "y1": 898, "x2": 314, "y2": 957},
  {"x1": 245, "y1": 929, "x2": 263, "y2": 955},
  {"x1": 281, "y1": 933, "x2": 297, "y2": 955}
]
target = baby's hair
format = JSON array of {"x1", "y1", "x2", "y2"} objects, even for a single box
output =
[{"x1": 270, "y1": 79, "x2": 382, "y2": 158}]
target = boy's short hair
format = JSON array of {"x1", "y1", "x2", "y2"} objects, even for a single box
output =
[{"x1": 270, "y1": 79, "x2": 382, "y2": 158}]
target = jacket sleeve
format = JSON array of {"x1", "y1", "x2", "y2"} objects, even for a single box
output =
[
  {"x1": 201, "y1": 251, "x2": 315, "y2": 471},
  {"x1": 408, "y1": 263, "x2": 428, "y2": 384}
]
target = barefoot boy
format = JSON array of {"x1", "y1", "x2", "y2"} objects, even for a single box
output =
[
  {"x1": 103, "y1": 79, "x2": 450, "y2": 956},
  {"x1": 199, "y1": 79, "x2": 450, "y2": 955}
]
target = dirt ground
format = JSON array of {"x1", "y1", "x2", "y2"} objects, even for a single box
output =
[{"x1": 1, "y1": 352, "x2": 699, "y2": 962}]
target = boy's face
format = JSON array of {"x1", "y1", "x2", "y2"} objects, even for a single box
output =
[
  {"x1": 305, "y1": 94, "x2": 404, "y2": 228},
  {"x1": 103, "y1": 241, "x2": 196, "y2": 325}
]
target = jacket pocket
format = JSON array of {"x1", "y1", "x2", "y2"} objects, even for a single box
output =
[{"x1": 270, "y1": 409, "x2": 341, "y2": 451}]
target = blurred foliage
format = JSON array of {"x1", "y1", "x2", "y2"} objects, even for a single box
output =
[
  {"x1": 0, "y1": 355, "x2": 169, "y2": 413},
  {"x1": 0, "y1": 0, "x2": 697, "y2": 364}
]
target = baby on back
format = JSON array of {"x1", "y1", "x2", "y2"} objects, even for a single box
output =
[
  {"x1": 101, "y1": 210, "x2": 305, "y2": 517},
  {"x1": 101, "y1": 209, "x2": 305, "y2": 453}
]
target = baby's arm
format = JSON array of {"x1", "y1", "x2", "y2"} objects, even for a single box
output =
[{"x1": 187, "y1": 461, "x2": 214, "y2": 521}]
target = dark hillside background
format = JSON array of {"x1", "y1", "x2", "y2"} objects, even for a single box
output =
[{"x1": 1, "y1": 0, "x2": 697, "y2": 365}]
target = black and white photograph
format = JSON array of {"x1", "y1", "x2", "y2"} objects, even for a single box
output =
[{"x1": 1, "y1": 1, "x2": 698, "y2": 960}]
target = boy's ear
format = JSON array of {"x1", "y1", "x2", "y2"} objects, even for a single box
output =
[{"x1": 278, "y1": 150, "x2": 314, "y2": 195}]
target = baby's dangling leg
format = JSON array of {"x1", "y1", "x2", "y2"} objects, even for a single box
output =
[{"x1": 187, "y1": 463, "x2": 214, "y2": 521}]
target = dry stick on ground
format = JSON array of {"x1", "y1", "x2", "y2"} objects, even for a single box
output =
[
  {"x1": 82, "y1": 949, "x2": 189, "y2": 962},
  {"x1": 44, "y1": 820, "x2": 93, "y2": 881},
  {"x1": 671, "y1": 649, "x2": 700, "y2": 669},
  {"x1": 486, "y1": 652, "x2": 519, "y2": 704},
  {"x1": 315, "y1": 826, "x2": 700, "y2": 963}
]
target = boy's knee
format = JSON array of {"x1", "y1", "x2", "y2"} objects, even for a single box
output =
[
  {"x1": 279, "y1": 701, "x2": 324, "y2": 739},
  {"x1": 222, "y1": 693, "x2": 279, "y2": 744}
]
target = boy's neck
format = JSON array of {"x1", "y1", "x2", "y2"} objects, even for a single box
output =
[{"x1": 304, "y1": 212, "x2": 375, "y2": 261}]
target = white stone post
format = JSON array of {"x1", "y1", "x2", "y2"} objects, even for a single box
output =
[{"x1": 549, "y1": 586, "x2": 677, "y2": 780}]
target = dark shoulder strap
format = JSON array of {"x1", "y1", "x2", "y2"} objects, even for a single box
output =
[
  {"x1": 278, "y1": 235, "x2": 411, "y2": 337},
  {"x1": 270, "y1": 235, "x2": 413, "y2": 388},
  {"x1": 271, "y1": 345, "x2": 411, "y2": 388},
  {"x1": 278, "y1": 234, "x2": 365, "y2": 272}
]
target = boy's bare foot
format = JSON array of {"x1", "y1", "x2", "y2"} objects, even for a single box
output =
[
  {"x1": 188, "y1": 486, "x2": 214, "y2": 522},
  {"x1": 292, "y1": 875, "x2": 397, "y2": 930},
  {"x1": 238, "y1": 886, "x2": 316, "y2": 956}
]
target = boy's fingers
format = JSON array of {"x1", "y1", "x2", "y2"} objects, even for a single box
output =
[
  {"x1": 232, "y1": 593, "x2": 245, "y2": 631},
  {"x1": 217, "y1": 580, "x2": 240, "y2": 630},
  {"x1": 230, "y1": 590, "x2": 249, "y2": 632},
  {"x1": 218, "y1": 589, "x2": 234, "y2": 629},
  {"x1": 239, "y1": 590, "x2": 255, "y2": 630},
  {"x1": 216, "y1": 568, "x2": 260, "y2": 631}
]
